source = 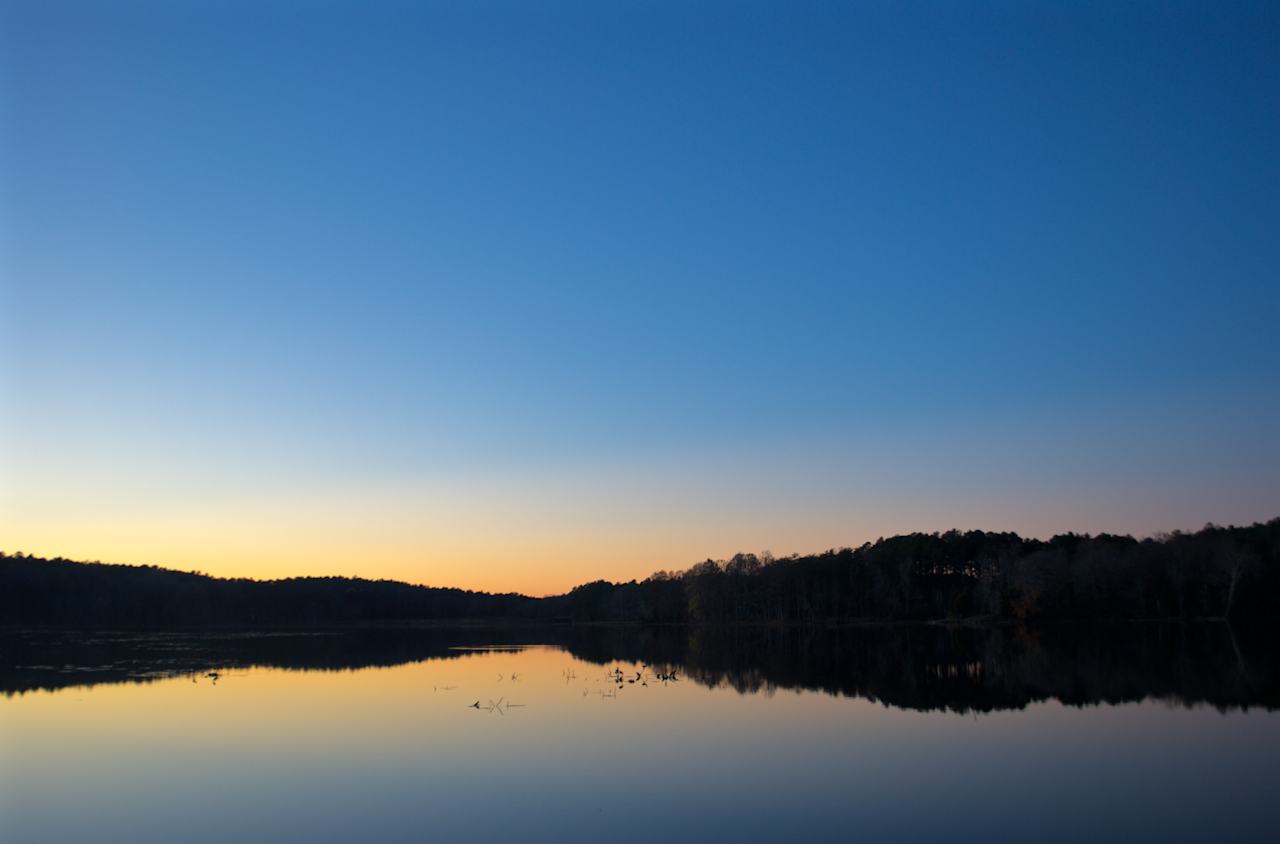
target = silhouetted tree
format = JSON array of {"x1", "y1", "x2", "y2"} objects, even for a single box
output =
[{"x1": 3, "y1": 518, "x2": 1278, "y2": 627}]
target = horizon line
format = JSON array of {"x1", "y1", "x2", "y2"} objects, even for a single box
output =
[{"x1": 7, "y1": 515, "x2": 1275, "y2": 599}]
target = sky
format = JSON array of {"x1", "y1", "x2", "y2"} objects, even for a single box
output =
[{"x1": 2, "y1": 0, "x2": 1278, "y2": 595}]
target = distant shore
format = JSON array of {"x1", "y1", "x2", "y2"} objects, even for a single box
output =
[{"x1": 4, "y1": 519, "x2": 1277, "y2": 628}]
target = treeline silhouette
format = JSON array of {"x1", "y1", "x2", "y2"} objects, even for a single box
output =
[
  {"x1": 606, "y1": 518, "x2": 1280, "y2": 624},
  {"x1": 3, "y1": 518, "x2": 1278, "y2": 626},
  {"x1": 4, "y1": 624, "x2": 1277, "y2": 712},
  {"x1": 0, "y1": 557, "x2": 539, "y2": 626}
]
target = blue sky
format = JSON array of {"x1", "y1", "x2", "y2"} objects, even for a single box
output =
[{"x1": 2, "y1": 1, "x2": 1277, "y2": 592}]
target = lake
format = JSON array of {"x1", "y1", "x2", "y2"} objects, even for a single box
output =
[{"x1": 2, "y1": 624, "x2": 1278, "y2": 843}]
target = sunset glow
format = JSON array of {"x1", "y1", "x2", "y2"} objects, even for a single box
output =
[{"x1": 2, "y1": 1, "x2": 1277, "y2": 594}]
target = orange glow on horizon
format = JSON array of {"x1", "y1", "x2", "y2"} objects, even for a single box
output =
[{"x1": 6, "y1": 454, "x2": 1267, "y2": 596}]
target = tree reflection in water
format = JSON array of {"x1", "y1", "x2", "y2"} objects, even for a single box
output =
[{"x1": 3, "y1": 623, "x2": 1276, "y2": 712}]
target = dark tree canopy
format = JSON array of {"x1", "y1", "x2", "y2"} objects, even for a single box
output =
[{"x1": 2, "y1": 518, "x2": 1278, "y2": 626}]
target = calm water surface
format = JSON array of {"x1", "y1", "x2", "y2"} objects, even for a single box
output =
[{"x1": 2, "y1": 626, "x2": 1278, "y2": 843}]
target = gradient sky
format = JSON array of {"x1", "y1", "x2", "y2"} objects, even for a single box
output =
[{"x1": 2, "y1": 0, "x2": 1278, "y2": 595}]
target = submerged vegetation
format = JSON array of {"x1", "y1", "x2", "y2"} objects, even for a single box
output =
[{"x1": 3, "y1": 519, "x2": 1278, "y2": 626}]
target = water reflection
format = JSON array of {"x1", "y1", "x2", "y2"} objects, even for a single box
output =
[
  {"x1": 4, "y1": 623, "x2": 1277, "y2": 712},
  {"x1": 4, "y1": 625, "x2": 1280, "y2": 844}
]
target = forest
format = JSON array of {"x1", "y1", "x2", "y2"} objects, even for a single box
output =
[{"x1": 2, "y1": 518, "x2": 1278, "y2": 626}]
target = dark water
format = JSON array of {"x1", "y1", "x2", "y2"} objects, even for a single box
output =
[{"x1": 2, "y1": 624, "x2": 1278, "y2": 842}]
